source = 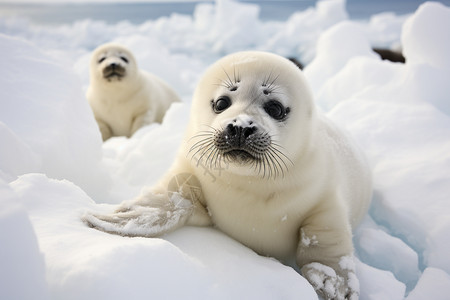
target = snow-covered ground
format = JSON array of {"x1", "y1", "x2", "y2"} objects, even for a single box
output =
[{"x1": 1, "y1": 0, "x2": 450, "y2": 299}]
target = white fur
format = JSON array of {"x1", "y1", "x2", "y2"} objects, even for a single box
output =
[
  {"x1": 86, "y1": 43, "x2": 180, "y2": 140},
  {"x1": 84, "y1": 51, "x2": 372, "y2": 300}
]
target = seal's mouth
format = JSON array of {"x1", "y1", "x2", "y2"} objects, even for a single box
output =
[
  {"x1": 223, "y1": 149, "x2": 256, "y2": 163},
  {"x1": 103, "y1": 64, "x2": 126, "y2": 81}
]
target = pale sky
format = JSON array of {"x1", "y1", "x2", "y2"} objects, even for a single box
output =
[{"x1": 0, "y1": 0, "x2": 212, "y2": 4}]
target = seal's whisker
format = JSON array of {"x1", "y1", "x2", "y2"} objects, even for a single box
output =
[
  {"x1": 188, "y1": 136, "x2": 214, "y2": 147},
  {"x1": 233, "y1": 66, "x2": 240, "y2": 84},
  {"x1": 261, "y1": 153, "x2": 270, "y2": 178},
  {"x1": 266, "y1": 150, "x2": 280, "y2": 178},
  {"x1": 191, "y1": 133, "x2": 215, "y2": 138},
  {"x1": 214, "y1": 150, "x2": 224, "y2": 170},
  {"x1": 268, "y1": 153, "x2": 277, "y2": 178},
  {"x1": 262, "y1": 68, "x2": 274, "y2": 87},
  {"x1": 215, "y1": 148, "x2": 225, "y2": 169},
  {"x1": 205, "y1": 144, "x2": 220, "y2": 169},
  {"x1": 188, "y1": 139, "x2": 213, "y2": 155},
  {"x1": 267, "y1": 73, "x2": 280, "y2": 90},
  {"x1": 221, "y1": 67, "x2": 235, "y2": 90},
  {"x1": 270, "y1": 141, "x2": 294, "y2": 164},
  {"x1": 213, "y1": 82, "x2": 233, "y2": 89},
  {"x1": 256, "y1": 153, "x2": 265, "y2": 177},
  {"x1": 267, "y1": 148, "x2": 284, "y2": 176},
  {"x1": 214, "y1": 76, "x2": 232, "y2": 90},
  {"x1": 188, "y1": 130, "x2": 215, "y2": 144},
  {"x1": 192, "y1": 130, "x2": 216, "y2": 136},
  {"x1": 273, "y1": 149, "x2": 288, "y2": 176},
  {"x1": 201, "y1": 124, "x2": 222, "y2": 134},
  {"x1": 266, "y1": 86, "x2": 284, "y2": 95},
  {"x1": 197, "y1": 142, "x2": 216, "y2": 166},
  {"x1": 189, "y1": 141, "x2": 214, "y2": 164},
  {"x1": 270, "y1": 144, "x2": 294, "y2": 169}
]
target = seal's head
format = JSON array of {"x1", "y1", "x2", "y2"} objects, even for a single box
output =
[
  {"x1": 188, "y1": 51, "x2": 317, "y2": 179},
  {"x1": 90, "y1": 43, "x2": 138, "y2": 83}
]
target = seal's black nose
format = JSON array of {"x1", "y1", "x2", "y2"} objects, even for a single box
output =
[{"x1": 225, "y1": 124, "x2": 257, "y2": 147}]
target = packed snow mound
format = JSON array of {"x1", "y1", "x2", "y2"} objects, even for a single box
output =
[
  {"x1": 7, "y1": 173, "x2": 316, "y2": 300},
  {"x1": 0, "y1": 34, "x2": 111, "y2": 201},
  {"x1": 402, "y1": 1, "x2": 450, "y2": 70},
  {"x1": 401, "y1": 1, "x2": 450, "y2": 115},
  {"x1": 0, "y1": 180, "x2": 49, "y2": 300},
  {"x1": 1, "y1": 0, "x2": 450, "y2": 299},
  {"x1": 304, "y1": 20, "x2": 378, "y2": 96}
]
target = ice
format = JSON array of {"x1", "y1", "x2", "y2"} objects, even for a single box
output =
[{"x1": 1, "y1": 0, "x2": 450, "y2": 299}]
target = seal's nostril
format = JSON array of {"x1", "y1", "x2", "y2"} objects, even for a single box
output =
[
  {"x1": 227, "y1": 124, "x2": 237, "y2": 136},
  {"x1": 243, "y1": 127, "x2": 256, "y2": 138}
]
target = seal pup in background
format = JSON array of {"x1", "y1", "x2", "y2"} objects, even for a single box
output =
[
  {"x1": 87, "y1": 43, "x2": 180, "y2": 141},
  {"x1": 84, "y1": 51, "x2": 372, "y2": 299}
]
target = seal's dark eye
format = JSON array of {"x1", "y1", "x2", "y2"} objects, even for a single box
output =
[
  {"x1": 98, "y1": 57, "x2": 106, "y2": 64},
  {"x1": 120, "y1": 56, "x2": 129, "y2": 63},
  {"x1": 212, "y1": 96, "x2": 231, "y2": 114},
  {"x1": 264, "y1": 100, "x2": 290, "y2": 121}
]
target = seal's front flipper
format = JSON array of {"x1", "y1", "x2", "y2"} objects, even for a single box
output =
[
  {"x1": 83, "y1": 173, "x2": 210, "y2": 237},
  {"x1": 82, "y1": 193, "x2": 194, "y2": 237}
]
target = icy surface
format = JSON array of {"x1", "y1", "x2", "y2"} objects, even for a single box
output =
[{"x1": 1, "y1": 0, "x2": 450, "y2": 299}]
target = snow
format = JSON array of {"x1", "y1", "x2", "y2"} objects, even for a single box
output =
[
  {"x1": 0, "y1": 181, "x2": 49, "y2": 300},
  {"x1": 1, "y1": 0, "x2": 450, "y2": 299},
  {"x1": 406, "y1": 268, "x2": 450, "y2": 300},
  {"x1": 0, "y1": 35, "x2": 111, "y2": 201}
]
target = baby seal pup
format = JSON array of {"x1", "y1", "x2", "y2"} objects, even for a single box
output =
[
  {"x1": 84, "y1": 51, "x2": 372, "y2": 299},
  {"x1": 87, "y1": 43, "x2": 180, "y2": 141}
]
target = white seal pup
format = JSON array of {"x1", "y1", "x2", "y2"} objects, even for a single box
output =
[
  {"x1": 84, "y1": 51, "x2": 372, "y2": 299},
  {"x1": 87, "y1": 43, "x2": 180, "y2": 141}
]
